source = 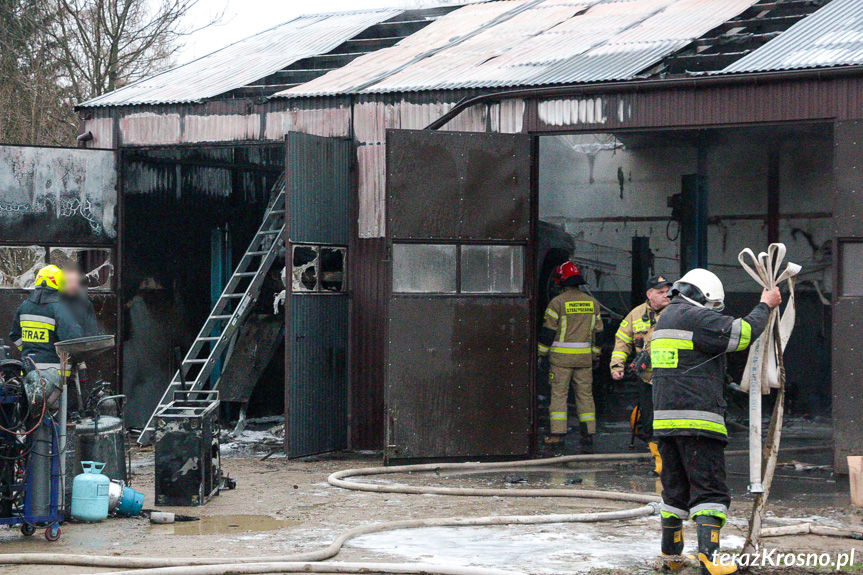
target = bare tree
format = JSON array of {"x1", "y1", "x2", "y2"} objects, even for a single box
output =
[{"x1": 46, "y1": 0, "x2": 223, "y2": 103}]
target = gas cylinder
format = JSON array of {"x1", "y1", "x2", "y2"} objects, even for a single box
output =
[{"x1": 71, "y1": 461, "x2": 110, "y2": 522}]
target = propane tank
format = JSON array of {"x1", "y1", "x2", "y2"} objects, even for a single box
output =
[{"x1": 71, "y1": 461, "x2": 110, "y2": 522}]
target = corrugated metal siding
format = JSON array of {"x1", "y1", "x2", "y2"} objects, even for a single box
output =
[
  {"x1": 348, "y1": 237, "x2": 388, "y2": 449},
  {"x1": 287, "y1": 133, "x2": 352, "y2": 245},
  {"x1": 724, "y1": 0, "x2": 863, "y2": 73},
  {"x1": 79, "y1": 9, "x2": 400, "y2": 107},
  {"x1": 280, "y1": 0, "x2": 761, "y2": 97},
  {"x1": 288, "y1": 295, "x2": 349, "y2": 458}
]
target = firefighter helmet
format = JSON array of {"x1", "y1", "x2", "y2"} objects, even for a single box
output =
[
  {"x1": 35, "y1": 265, "x2": 66, "y2": 293},
  {"x1": 553, "y1": 261, "x2": 587, "y2": 287},
  {"x1": 672, "y1": 268, "x2": 725, "y2": 311}
]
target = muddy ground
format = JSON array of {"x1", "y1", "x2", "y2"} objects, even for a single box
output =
[{"x1": 0, "y1": 420, "x2": 860, "y2": 575}]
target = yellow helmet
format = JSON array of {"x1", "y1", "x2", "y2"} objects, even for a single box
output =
[{"x1": 35, "y1": 265, "x2": 66, "y2": 292}]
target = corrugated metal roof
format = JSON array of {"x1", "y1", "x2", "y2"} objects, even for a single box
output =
[
  {"x1": 78, "y1": 9, "x2": 400, "y2": 107},
  {"x1": 723, "y1": 0, "x2": 863, "y2": 73},
  {"x1": 280, "y1": 0, "x2": 761, "y2": 97}
]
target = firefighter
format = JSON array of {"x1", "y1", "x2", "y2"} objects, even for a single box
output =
[
  {"x1": 651, "y1": 269, "x2": 781, "y2": 575},
  {"x1": 538, "y1": 262, "x2": 603, "y2": 451},
  {"x1": 10, "y1": 265, "x2": 83, "y2": 377},
  {"x1": 610, "y1": 274, "x2": 673, "y2": 476}
]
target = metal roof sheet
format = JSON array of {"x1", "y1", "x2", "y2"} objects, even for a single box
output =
[
  {"x1": 78, "y1": 9, "x2": 401, "y2": 107},
  {"x1": 280, "y1": 0, "x2": 761, "y2": 97},
  {"x1": 723, "y1": 0, "x2": 863, "y2": 73}
]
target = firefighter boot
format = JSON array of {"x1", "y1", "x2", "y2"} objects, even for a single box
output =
[
  {"x1": 649, "y1": 441, "x2": 663, "y2": 476},
  {"x1": 660, "y1": 515, "x2": 685, "y2": 572},
  {"x1": 693, "y1": 515, "x2": 738, "y2": 575},
  {"x1": 578, "y1": 423, "x2": 594, "y2": 453}
]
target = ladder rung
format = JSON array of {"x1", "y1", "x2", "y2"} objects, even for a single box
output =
[
  {"x1": 186, "y1": 359, "x2": 207, "y2": 364},
  {"x1": 247, "y1": 251, "x2": 269, "y2": 256},
  {"x1": 199, "y1": 336, "x2": 219, "y2": 341},
  {"x1": 269, "y1": 209, "x2": 285, "y2": 215},
  {"x1": 223, "y1": 293, "x2": 244, "y2": 299},
  {"x1": 235, "y1": 272, "x2": 257, "y2": 277},
  {"x1": 211, "y1": 315, "x2": 232, "y2": 320},
  {"x1": 259, "y1": 230, "x2": 281, "y2": 236}
]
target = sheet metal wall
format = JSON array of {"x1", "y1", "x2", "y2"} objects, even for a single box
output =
[
  {"x1": 832, "y1": 120, "x2": 863, "y2": 474},
  {"x1": 285, "y1": 133, "x2": 351, "y2": 457}
]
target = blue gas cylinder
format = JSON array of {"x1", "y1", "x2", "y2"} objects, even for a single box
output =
[{"x1": 71, "y1": 461, "x2": 110, "y2": 522}]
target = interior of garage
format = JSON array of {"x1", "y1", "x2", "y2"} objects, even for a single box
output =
[
  {"x1": 119, "y1": 143, "x2": 286, "y2": 428},
  {"x1": 537, "y1": 123, "x2": 834, "y2": 437}
]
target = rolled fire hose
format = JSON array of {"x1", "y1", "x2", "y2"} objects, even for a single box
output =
[
  {"x1": 738, "y1": 243, "x2": 800, "y2": 555},
  {"x1": 738, "y1": 243, "x2": 800, "y2": 494},
  {"x1": 0, "y1": 446, "x2": 832, "y2": 573}
]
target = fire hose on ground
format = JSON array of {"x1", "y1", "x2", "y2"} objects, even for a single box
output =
[{"x1": 0, "y1": 445, "x2": 842, "y2": 575}]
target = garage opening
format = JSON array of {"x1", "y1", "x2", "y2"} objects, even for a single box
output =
[{"x1": 537, "y1": 124, "x2": 833, "y2": 449}]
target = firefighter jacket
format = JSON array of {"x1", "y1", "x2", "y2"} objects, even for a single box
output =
[
  {"x1": 10, "y1": 286, "x2": 83, "y2": 375},
  {"x1": 651, "y1": 298, "x2": 770, "y2": 443},
  {"x1": 610, "y1": 301, "x2": 663, "y2": 384},
  {"x1": 538, "y1": 287, "x2": 603, "y2": 368}
]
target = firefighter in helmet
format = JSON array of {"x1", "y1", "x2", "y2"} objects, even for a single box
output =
[
  {"x1": 9, "y1": 265, "x2": 83, "y2": 376},
  {"x1": 651, "y1": 269, "x2": 781, "y2": 574},
  {"x1": 610, "y1": 274, "x2": 674, "y2": 476},
  {"x1": 538, "y1": 262, "x2": 603, "y2": 450}
]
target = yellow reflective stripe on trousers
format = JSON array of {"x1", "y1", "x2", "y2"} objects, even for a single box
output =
[
  {"x1": 550, "y1": 412, "x2": 567, "y2": 420},
  {"x1": 615, "y1": 330, "x2": 633, "y2": 343},
  {"x1": 578, "y1": 412, "x2": 595, "y2": 422}
]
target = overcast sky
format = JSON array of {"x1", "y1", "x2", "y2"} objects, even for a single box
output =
[{"x1": 178, "y1": 0, "x2": 420, "y2": 63}]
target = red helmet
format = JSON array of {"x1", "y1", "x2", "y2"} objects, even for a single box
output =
[{"x1": 553, "y1": 262, "x2": 586, "y2": 287}]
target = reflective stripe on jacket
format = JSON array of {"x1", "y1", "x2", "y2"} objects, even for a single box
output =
[
  {"x1": 610, "y1": 301, "x2": 662, "y2": 384},
  {"x1": 538, "y1": 287, "x2": 603, "y2": 368},
  {"x1": 651, "y1": 298, "x2": 770, "y2": 443},
  {"x1": 10, "y1": 286, "x2": 83, "y2": 371}
]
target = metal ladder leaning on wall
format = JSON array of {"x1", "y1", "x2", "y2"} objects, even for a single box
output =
[{"x1": 138, "y1": 176, "x2": 286, "y2": 445}]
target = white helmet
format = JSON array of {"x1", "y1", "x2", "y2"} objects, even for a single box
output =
[{"x1": 672, "y1": 268, "x2": 725, "y2": 311}]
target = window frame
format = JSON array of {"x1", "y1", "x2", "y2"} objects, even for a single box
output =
[
  {"x1": 391, "y1": 240, "x2": 526, "y2": 297},
  {"x1": 290, "y1": 242, "x2": 348, "y2": 295}
]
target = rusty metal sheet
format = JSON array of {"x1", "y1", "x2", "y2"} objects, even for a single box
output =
[
  {"x1": 387, "y1": 130, "x2": 532, "y2": 242},
  {"x1": 386, "y1": 297, "x2": 532, "y2": 461},
  {"x1": 218, "y1": 315, "x2": 284, "y2": 403},
  {"x1": 0, "y1": 145, "x2": 117, "y2": 243},
  {"x1": 384, "y1": 129, "x2": 534, "y2": 462}
]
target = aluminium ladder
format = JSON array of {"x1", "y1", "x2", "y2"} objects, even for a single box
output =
[{"x1": 138, "y1": 177, "x2": 286, "y2": 445}]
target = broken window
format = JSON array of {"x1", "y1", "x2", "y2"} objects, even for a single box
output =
[
  {"x1": 461, "y1": 245, "x2": 524, "y2": 294},
  {"x1": 393, "y1": 244, "x2": 457, "y2": 294},
  {"x1": 49, "y1": 248, "x2": 114, "y2": 291},
  {"x1": 0, "y1": 246, "x2": 47, "y2": 289},
  {"x1": 292, "y1": 244, "x2": 347, "y2": 293}
]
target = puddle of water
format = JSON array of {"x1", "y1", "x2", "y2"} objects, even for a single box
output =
[{"x1": 152, "y1": 514, "x2": 294, "y2": 536}]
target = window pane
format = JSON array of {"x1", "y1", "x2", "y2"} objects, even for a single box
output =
[
  {"x1": 393, "y1": 244, "x2": 456, "y2": 293},
  {"x1": 292, "y1": 245, "x2": 319, "y2": 292},
  {"x1": 0, "y1": 246, "x2": 46, "y2": 289},
  {"x1": 320, "y1": 247, "x2": 346, "y2": 292},
  {"x1": 842, "y1": 242, "x2": 863, "y2": 296},
  {"x1": 49, "y1": 247, "x2": 113, "y2": 291},
  {"x1": 461, "y1": 245, "x2": 524, "y2": 294}
]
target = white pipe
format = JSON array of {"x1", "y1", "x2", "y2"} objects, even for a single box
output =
[
  {"x1": 0, "y1": 447, "x2": 828, "y2": 571},
  {"x1": 94, "y1": 562, "x2": 526, "y2": 575}
]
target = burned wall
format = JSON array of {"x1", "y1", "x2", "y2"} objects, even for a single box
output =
[{"x1": 120, "y1": 144, "x2": 285, "y2": 427}]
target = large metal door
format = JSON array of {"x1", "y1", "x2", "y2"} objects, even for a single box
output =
[
  {"x1": 385, "y1": 130, "x2": 535, "y2": 462},
  {"x1": 285, "y1": 133, "x2": 351, "y2": 458}
]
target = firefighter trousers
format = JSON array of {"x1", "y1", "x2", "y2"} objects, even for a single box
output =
[
  {"x1": 657, "y1": 436, "x2": 731, "y2": 523},
  {"x1": 548, "y1": 364, "x2": 595, "y2": 435}
]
